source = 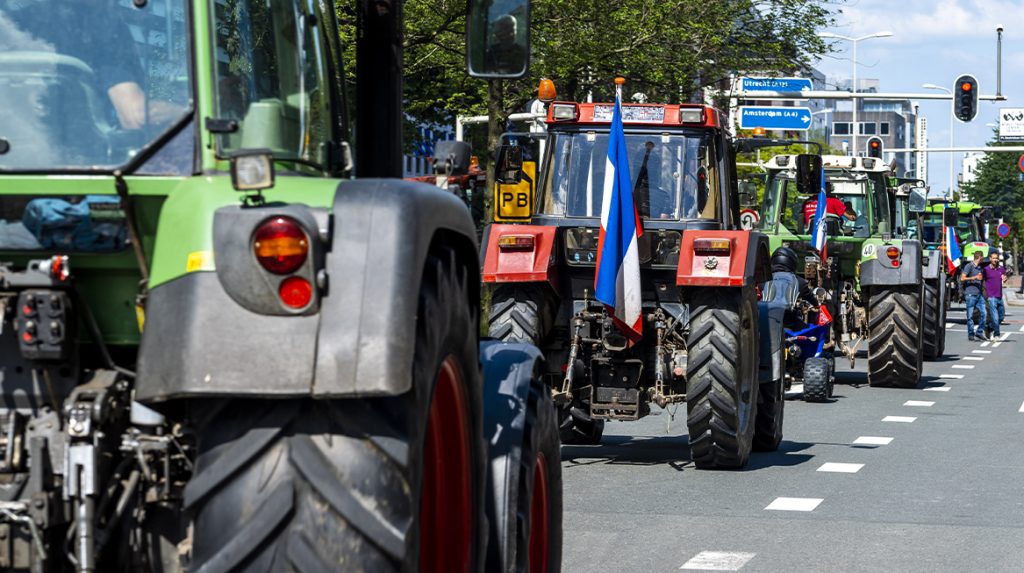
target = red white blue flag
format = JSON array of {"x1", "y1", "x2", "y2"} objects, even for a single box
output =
[
  {"x1": 945, "y1": 224, "x2": 962, "y2": 272},
  {"x1": 595, "y1": 93, "x2": 643, "y2": 342},
  {"x1": 809, "y1": 168, "x2": 828, "y2": 260}
]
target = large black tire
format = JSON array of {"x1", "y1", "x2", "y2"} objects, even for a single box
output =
[
  {"x1": 802, "y1": 357, "x2": 832, "y2": 403},
  {"x1": 184, "y1": 249, "x2": 487, "y2": 572},
  {"x1": 922, "y1": 278, "x2": 946, "y2": 360},
  {"x1": 488, "y1": 284, "x2": 552, "y2": 346},
  {"x1": 685, "y1": 288, "x2": 760, "y2": 469},
  {"x1": 866, "y1": 285, "x2": 924, "y2": 388},
  {"x1": 487, "y1": 375, "x2": 563, "y2": 573},
  {"x1": 752, "y1": 327, "x2": 784, "y2": 452}
]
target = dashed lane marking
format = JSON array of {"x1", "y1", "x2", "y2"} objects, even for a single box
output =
[
  {"x1": 962, "y1": 356, "x2": 984, "y2": 361},
  {"x1": 680, "y1": 551, "x2": 756, "y2": 571},
  {"x1": 765, "y1": 497, "x2": 823, "y2": 512},
  {"x1": 883, "y1": 416, "x2": 916, "y2": 422},
  {"x1": 924, "y1": 387, "x2": 951, "y2": 392},
  {"x1": 952, "y1": 364, "x2": 975, "y2": 369},
  {"x1": 853, "y1": 436, "x2": 893, "y2": 446},
  {"x1": 972, "y1": 350, "x2": 992, "y2": 354},
  {"x1": 940, "y1": 374, "x2": 964, "y2": 379},
  {"x1": 904, "y1": 400, "x2": 935, "y2": 406},
  {"x1": 1019, "y1": 324, "x2": 1024, "y2": 332},
  {"x1": 817, "y1": 463, "x2": 864, "y2": 473},
  {"x1": 981, "y1": 341, "x2": 991, "y2": 347},
  {"x1": 946, "y1": 322, "x2": 955, "y2": 328},
  {"x1": 1019, "y1": 401, "x2": 1024, "y2": 413}
]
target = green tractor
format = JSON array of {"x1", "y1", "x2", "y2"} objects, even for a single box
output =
[
  {"x1": 0, "y1": 1, "x2": 561, "y2": 572},
  {"x1": 758, "y1": 154, "x2": 925, "y2": 388},
  {"x1": 914, "y1": 200, "x2": 993, "y2": 304}
]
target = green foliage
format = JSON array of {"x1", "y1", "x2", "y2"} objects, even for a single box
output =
[{"x1": 961, "y1": 134, "x2": 1024, "y2": 237}]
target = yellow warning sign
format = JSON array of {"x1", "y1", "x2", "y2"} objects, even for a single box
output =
[
  {"x1": 494, "y1": 161, "x2": 536, "y2": 222},
  {"x1": 186, "y1": 250, "x2": 215, "y2": 273}
]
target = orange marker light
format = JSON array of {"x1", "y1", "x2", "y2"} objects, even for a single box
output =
[
  {"x1": 538, "y1": 78, "x2": 557, "y2": 103},
  {"x1": 614, "y1": 77, "x2": 626, "y2": 85}
]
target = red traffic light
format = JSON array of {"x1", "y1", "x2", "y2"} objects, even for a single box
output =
[
  {"x1": 870, "y1": 140, "x2": 879, "y2": 148},
  {"x1": 961, "y1": 82, "x2": 973, "y2": 91}
]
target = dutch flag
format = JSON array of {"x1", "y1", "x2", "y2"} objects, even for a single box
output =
[
  {"x1": 945, "y1": 224, "x2": 962, "y2": 272},
  {"x1": 594, "y1": 92, "x2": 643, "y2": 343},
  {"x1": 809, "y1": 167, "x2": 828, "y2": 260}
]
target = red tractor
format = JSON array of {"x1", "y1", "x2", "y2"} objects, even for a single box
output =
[{"x1": 483, "y1": 88, "x2": 784, "y2": 469}]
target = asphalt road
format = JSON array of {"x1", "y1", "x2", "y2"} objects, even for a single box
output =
[{"x1": 560, "y1": 302, "x2": 1024, "y2": 572}]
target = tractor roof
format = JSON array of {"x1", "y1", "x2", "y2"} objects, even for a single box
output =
[
  {"x1": 545, "y1": 102, "x2": 721, "y2": 129},
  {"x1": 924, "y1": 201, "x2": 987, "y2": 215},
  {"x1": 762, "y1": 154, "x2": 889, "y2": 173}
]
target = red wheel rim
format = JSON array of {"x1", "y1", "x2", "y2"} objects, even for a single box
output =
[
  {"x1": 528, "y1": 453, "x2": 550, "y2": 573},
  {"x1": 420, "y1": 356, "x2": 473, "y2": 573}
]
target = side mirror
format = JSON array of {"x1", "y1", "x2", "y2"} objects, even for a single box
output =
[
  {"x1": 908, "y1": 188, "x2": 927, "y2": 213},
  {"x1": 943, "y1": 207, "x2": 960, "y2": 227},
  {"x1": 495, "y1": 145, "x2": 524, "y2": 185},
  {"x1": 467, "y1": 0, "x2": 530, "y2": 79},
  {"x1": 795, "y1": 154, "x2": 823, "y2": 197},
  {"x1": 432, "y1": 140, "x2": 472, "y2": 176}
]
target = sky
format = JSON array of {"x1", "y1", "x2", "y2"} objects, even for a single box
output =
[{"x1": 813, "y1": 0, "x2": 1023, "y2": 193}]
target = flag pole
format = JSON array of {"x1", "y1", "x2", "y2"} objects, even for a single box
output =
[{"x1": 615, "y1": 76, "x2": 625, "y2": 102}]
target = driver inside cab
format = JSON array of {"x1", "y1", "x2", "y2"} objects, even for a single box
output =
[{"x1": 802, "y1": 181, "x2": 857, "y2": 226}]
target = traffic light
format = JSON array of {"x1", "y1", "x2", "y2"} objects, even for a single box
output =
[
  {"x1": 954, "y1": 74, "x2": 978, "y2": 122},
  {"x1": 866, "y1": 136, "x2": 883, "y2": 158}
]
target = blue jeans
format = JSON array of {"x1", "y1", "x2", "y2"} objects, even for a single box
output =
[
  {"x1": 965, "y1": 293, "x2": 987, "y2": 337},
  {"x1": 987, "y1": 297, "x2": 1005, "y2": 336}
]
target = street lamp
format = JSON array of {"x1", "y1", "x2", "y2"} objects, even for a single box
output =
[
  {"x1": 923, "y1": 83, "x2": 955, "y2": 198},
  {"x1": 819, "y1": 31, "x2": 894, "y2": 156}
]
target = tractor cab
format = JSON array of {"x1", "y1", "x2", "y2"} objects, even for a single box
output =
[{"x1": 920, "y1": 200, "x2": 991, "y2": 257}]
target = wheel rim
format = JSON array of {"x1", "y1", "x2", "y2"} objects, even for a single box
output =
[
  {"x1": 420, "y1": 356, "x2": 473, "y2": 573},
  {"x1": 528, "y1": 453, "x2": 550, "y2": 573}
]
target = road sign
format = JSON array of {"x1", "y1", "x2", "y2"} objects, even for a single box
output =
[
  {"x1": 738, "y1": 106, "x2": 813, "y2": 131},
  {"x1": 999, "y1": 108, "x2": 1024, "y2": 141},
  {"x1": 739, "y1": 209, "x2": 760, "y2": 230},
  {"x1": 1018, "y1": 154, "x2": 1024, "y2": 174},
  {"x1": 740, "y1": 77, "x2": 813, "y2": 92},
  {"x1": 998, "y1": 223, "x2": 1011, "y2": 238}
]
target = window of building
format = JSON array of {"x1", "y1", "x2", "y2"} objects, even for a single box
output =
[
  {"x1": 880, "y1": 122, "x2": 890, "y2": 135},
  {"x1": 833, "y1": 122, "x2": 851, "y2": 135},
  {"x1": 859, "y1": 122, "x2": 877, "y2": 135}
]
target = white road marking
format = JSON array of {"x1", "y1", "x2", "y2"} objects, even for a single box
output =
[
  {"x1": 1002, "y1": 332, "x2": 1011, "y2": 340},
  {"x1": 924, "y1": 387, "x2": 951, "y2": 392},
  {"x1": 1019, "y1": 324, "x2": 1024, "y2": 332},
  {"x1": 952, "y1": 364, "x2": 975, "y2": 369},
  {"x1": 981, "y1": 341, "x2": 991, "y2": 347},
  {"x1": 853, "y1": 436, "x2": 893, "y2": 446},
  {"x1": 681, "y1": 551, "x2": 756, "y2": 571},
  {"x1": 946, "y1": 328, "x2": 967, "y2": 332},
  {"x1": 883, "y1": 416, "x2": 916, "y2": 422},
  {"x1": 904, "y1": 400, "x2": 935, "y2": 406},
  {"x1": 817, "y1": 462, "x2": 864, "y2": 473},
  {"x1": 972, "y1": 350, "x2": 992, "y2": 354},
  {"x1": 940, "y1": 374, "x2": 964, "y2": 379},
  {"x1": 1019, "y1": 401, "x2": 1024, "y2": 413},
  {"x1": 962, "y1": 356, "x2": 984, "y2": 361},
  {"x1": 765, "y1": 497, "x2": 823, "y2": 512}
]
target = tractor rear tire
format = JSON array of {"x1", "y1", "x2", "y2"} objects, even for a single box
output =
[
  {"x1": 802, "y1": 357, "x2": 832, "y2": 403},
  {"x1": 867, "y1": 285, "x2": 924, "y2": 388},
  {"x1": 685, "y1": 288, "x2": 760, "y2": 469},
  {"x1": 486, "y1": 373, "x2": 563, "y2": 573},
  {"x1": 488, "y1": 284, "x2": 552, "y2": 346},
  {"x1": 922, "y1": 278, "x2": 946, "y2": 360},
  {"x1": 184, "y1": 249, "x2": 487, "y2": 573},
  {"x1": 752, "y1": 376, "x2": 784, "y2": 452}
]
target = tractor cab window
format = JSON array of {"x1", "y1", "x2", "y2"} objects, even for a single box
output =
[
  {"x1": 540, "y1": 131, "x2": 719, "y2": 220},
  {"x1": 212, "y1": 0, "x2": 335, "y2": 172},
  {"x1": 764, "y1": 173, "x2": 876, "y2": 237},
  {"x1": 0, "y1": 0, "x2": 192, "y2": 172}
]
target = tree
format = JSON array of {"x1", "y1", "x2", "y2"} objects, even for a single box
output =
[{"x1": 961, "y1": 136, "x2": 1024, "y2": 239}]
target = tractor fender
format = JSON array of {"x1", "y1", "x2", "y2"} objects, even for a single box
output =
[
  {"x1": 922, "y1": 250, "x2": 943, "y2": 281},
  {"x1": 676, "y1": 230, "x2": 769, "y2": 287},
  {"x1": 859, "y1": 239, "x2": 923, "y2": 287},
  {"x1": 136, "y1": 179, "x2": 480, "y2": 402},
  {"x1": 757, "y1": 299, "x2": 787, "y2": 385},
  {"x1": 481, "y1": 223, "x2": 557, "y2": 288},
  {"x1": 479, "y1": 339, "x2": 544, "y2": 571}
]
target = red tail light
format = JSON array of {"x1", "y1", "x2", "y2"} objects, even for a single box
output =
[
  {"x1": 693, "y1": 238, "x2": 731, "y2": 256},
  {"x1": 279, "y1": 276, "x2": 313, "y2": 309},
  {"x1": 885, "y1": 246, "x2": 900, "y2": 259},
  {"x1": 498, "y1": 234, "x2": 535, "y2": 251},
  {"x1": 254, "y1": 217, "x2": 309, "y2": 274}
]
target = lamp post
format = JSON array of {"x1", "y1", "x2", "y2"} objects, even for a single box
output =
[
  {"x1": 923, "y1": 83, "x2": 954, "y2": 198},
  {"x1": 818, "y1": 31, "x2": 894, "y2": 156}
]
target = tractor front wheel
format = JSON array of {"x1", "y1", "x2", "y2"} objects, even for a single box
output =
[
  {"x1": 922, "y1": 278, "x2": 946, "y2": 360},
  {"x1": 685, "y1": 288, "x2": 760, "y2": 469},
  {"x1": 866, "y1": 285, "x2": 924, "y2": 388}
]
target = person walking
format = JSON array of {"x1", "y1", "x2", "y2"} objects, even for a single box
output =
[
  {"x1": 983, "y1": 250, "x2": 1008, "y2": 338},
  {"x1": 961, "y1": 251, "x2": 987, "y2": 341}
]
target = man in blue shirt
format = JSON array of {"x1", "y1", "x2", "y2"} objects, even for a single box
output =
[{"x1": 961, "y1": 251, "x2": 987, "y2": 341}]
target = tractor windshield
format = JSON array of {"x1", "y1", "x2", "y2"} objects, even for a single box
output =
[
  {"x1": 0, "y1": 0, "x2": 192, "y2": 172},
  {"x1": 919, "y1": 212, "x2": 974, "y2": 246},
  {"x1": 211, "y1": 0, "x2": 336, "y2": 170},
  {"x1": 762, "y1": 170, "x2": 890, "y2": 236},
  {"x1": 539, "y1": 130, "x2": 720, "y2": 220}
]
